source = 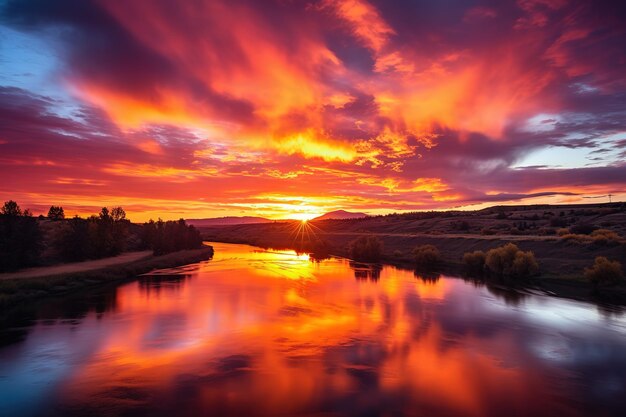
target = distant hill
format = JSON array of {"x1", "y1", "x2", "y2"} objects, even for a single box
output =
[
  {"x1": 312, "y1": 210, "x2": 369, "y2": 221},
  {"x1": 187, "y1": 216, "x2": 273, "y2": 227}
]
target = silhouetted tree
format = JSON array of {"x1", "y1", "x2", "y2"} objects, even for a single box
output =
[
  {"x1": 56, "y1": 216, "x2": 90, "y2": 261},
  {"x1": 141, "y1": 218, "x2": 203, "y2": 255},
  {"x1": 1, "y1": 200, "x2": 21, "y2": 216},
  {"x1": 54, "y1": 207, "x2": 131, "y2": 261},
  {"x1": 47, "y1": 206, "x2": 65, "y2": 220},
  {"x1": 0, "y1": 201, "x2": 42, "y2": 271},
  {"x1": 111, "y1": 207, "x2": 126, "y2": 221}
]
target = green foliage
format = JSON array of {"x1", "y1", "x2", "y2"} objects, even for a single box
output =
[
  {"x1": 584, "y1": 257, "x2": 624, "y2": 285},
  {"x1": 413, "y1": 244, "x2": 441, "y2": 268},
  {"x1": 485, "y1": 243, "x2": 538, "y2": 278},
  {"x1": 47, "y1": 206, "x2": 65, "y2": 220},
  {"x1": 349, "y1": 236, "x2": 382, "y2": 262},
  {"x1": 463, "y1": 250, "x2": 486, "y2": 274}
]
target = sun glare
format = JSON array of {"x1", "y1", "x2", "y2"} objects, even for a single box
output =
[{"x1": 290, "y1": 210, "x2": 322, "y2": 222}]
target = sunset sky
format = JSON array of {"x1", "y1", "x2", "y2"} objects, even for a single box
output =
[{"x1": 1, "y1": 0, "x2": 625, "y2": 221}]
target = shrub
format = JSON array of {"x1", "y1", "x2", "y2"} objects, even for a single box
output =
[
  {"x1": 413, "y1": 244, "x2": 441, "y2": 268},
  {"x1": 590, "y1": 229, "x2": 622, "y2": 246},
  {"x1": 349, "y1": 236, "x2": 382, "y2": 262},
  {"x1": 392, "y1": 249, "x2": 403, "y2": 258},
  {"x1": 556, "y1": 228, "x2": 570, "y2": 236},
  {"x1": 511, "y1": 251, "x2": 539, "y2": 277},
  {"x1": 485, "y1": 243, "x2": 519, "y2": 275},
  {"x1": 485, "y1": 243, "x2": 538, "y2": 278},
  {"x1": 463, "y1": 250, "x2": 486, "y2": 274},
  {"x1": 481, "y1": 228, "x2": 497, "y2": 235},
  {"x1": 584, "y1": 257, "x2": 624, "y2": 285},
  {"x1": 560, "y1": 233, "x2": 591, "y2": 243}
]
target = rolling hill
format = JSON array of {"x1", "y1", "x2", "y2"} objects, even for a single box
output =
[{"x1": 312, "y1": 210, "x2": 369, "y2": 221}]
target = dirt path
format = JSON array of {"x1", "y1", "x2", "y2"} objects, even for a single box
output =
[{"x1": 0, "y1": 251, "x2": 153, "y2": 280}]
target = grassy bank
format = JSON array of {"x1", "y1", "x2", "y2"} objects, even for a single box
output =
[
  {"x1": 202, "y1": 223, "x2": 626, "y2": 304},
  {"x1": 0, "y1": 245, "x2": 214, "y2": 309}
]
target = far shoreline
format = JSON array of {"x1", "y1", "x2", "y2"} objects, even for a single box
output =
[{"x1": 203, "y1": 232, "x2": 626, "y2": 307}]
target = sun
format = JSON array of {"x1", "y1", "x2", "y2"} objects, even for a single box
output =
[{"x1": 290, "y1": 210, "x2": 322, "y2": 222}]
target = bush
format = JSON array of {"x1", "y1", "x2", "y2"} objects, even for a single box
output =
[
  {"x1": 349, "y1": 236, "x2": 382, "y2": 262},
  {"x1": 485, "y1": 243, "x2": 538, "y2": 278},
  {"x1": 559, "y1": 229, "x2": 622, "y2": 246},
  {"x1": 556, "y1": 228, "x2": 570, "y2": 236},
  {"x1": 511, "y1": 251, "x2": 539, "y2": 277},
  {"x1": 413, "y1": 245, "x2": 441, "y2": 268},
  {"x1": 590, "y1": 229, "x2": 622, "y2": 246},
  {"x1": 584, "y1": 257, "x2": 624, "y2": 285},
  {"x1": 463, "y1": 250, "x2": 486, "y2": 273}
]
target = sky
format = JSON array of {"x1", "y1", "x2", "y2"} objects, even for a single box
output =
[{"x1": 1, "y1": 0, "x2": 625, "y2": 221}]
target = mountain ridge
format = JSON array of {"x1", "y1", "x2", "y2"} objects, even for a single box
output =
[{"x1": 312, "y1": 210, "x2": 369, "y2": 221}]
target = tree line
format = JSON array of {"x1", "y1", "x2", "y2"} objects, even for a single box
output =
[{"x1": 0, "y1": 201, "x2": 203, "y2": 272}]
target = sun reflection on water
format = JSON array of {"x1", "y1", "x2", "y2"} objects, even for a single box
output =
[{"x1": 0, "y1": 242, "x2": 625, "y2": 417}]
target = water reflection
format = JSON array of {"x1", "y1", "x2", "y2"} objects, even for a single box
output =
[
  {"x1": 0, "y1": 242, "x2": 625, "y2": 417},
  {"x1": 350, "y1": 261, "x2": 382, "y2": 281}
]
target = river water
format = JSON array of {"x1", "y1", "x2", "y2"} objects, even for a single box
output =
[{"x1": 0, "y1": 242, "x2": 625, "y2": 417}]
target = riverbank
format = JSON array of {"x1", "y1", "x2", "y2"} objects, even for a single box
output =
[
  {"x1": 0, "y1": 245, "x2": 214, "y2": 309},
  {"x1": 201, "y1": 223, "x2": 626, "y2": 305},
  {"x1": 0, "y1": 251, "x2": 153, "y2": 280}
]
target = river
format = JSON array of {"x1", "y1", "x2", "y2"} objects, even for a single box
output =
[{"x1": 0, "y1": 242, "x2": 625, "y2": 416}]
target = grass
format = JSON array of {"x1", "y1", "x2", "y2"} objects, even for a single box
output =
[{"x1": 0, "y1": 246, "x2": 214, "y2": 309}]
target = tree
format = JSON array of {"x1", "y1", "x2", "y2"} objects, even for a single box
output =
[
  {"x1": 141, "y1": 218, "x2": 204, "y2": 255},
  {"x1": 47, "y1": 205, "x2": 65, "y2": 220},
  {"x1": 1, "y1": 200, "x2": 22, "y2": 216},
  {"x1": 99, "y1": 207, "x2": 110, "y2": 221},
  {"x1": 111, "y1": 207, "x2": 126, "y2": 221},
  {"x1": 0, "y1": 201, "x2": 42, "y2": 271},
  {"x1": 56, "y1": 216, "x2": 90, "y2": 261}
]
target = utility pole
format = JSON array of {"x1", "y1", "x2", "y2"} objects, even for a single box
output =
[{"x1": 608, "y1": 194, "x2": 613, "y2": 203}]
